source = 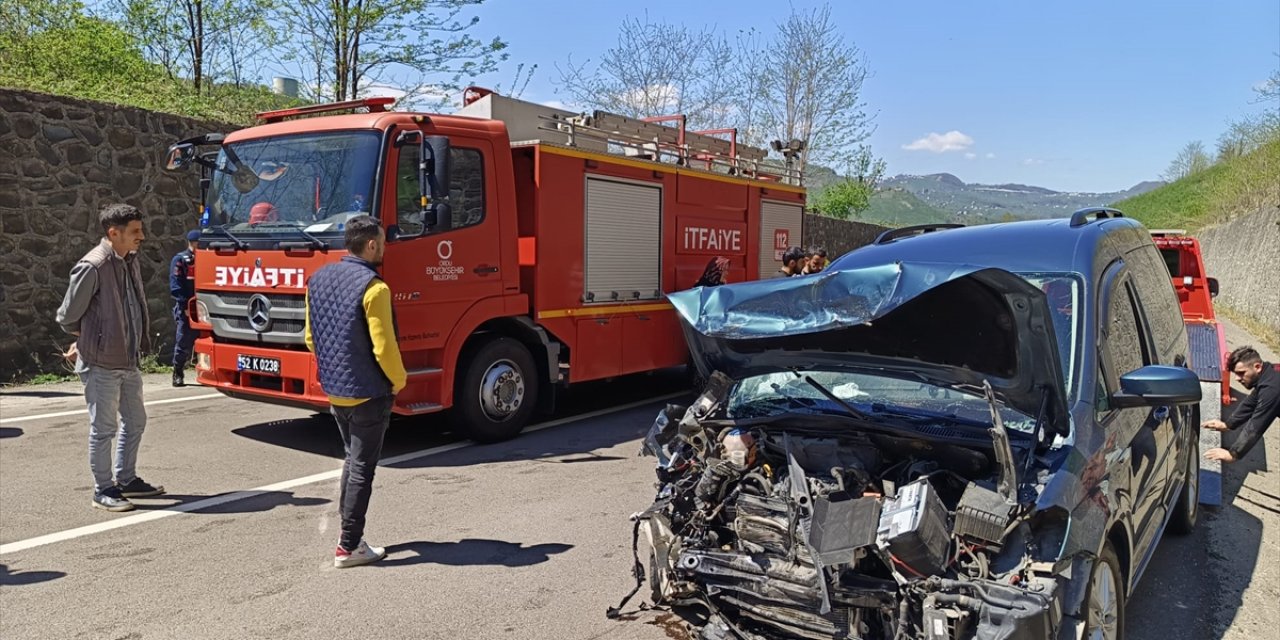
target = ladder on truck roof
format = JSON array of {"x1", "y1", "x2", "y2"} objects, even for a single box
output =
[{"x1": 457, "y1": 86, "x2": 797, "y2": 184}]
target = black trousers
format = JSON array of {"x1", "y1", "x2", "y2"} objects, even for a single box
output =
[
  {"x1": 172, "y1": 303, "x2": 197, "y2": 367},
  {"x1": 332, "y1": 395, "x2": 394, "y2": 550}
]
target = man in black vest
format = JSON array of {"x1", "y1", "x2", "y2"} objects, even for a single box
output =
[
  {"x1": 1204, "y1": 345, "x2": 1280, "y2": 464},
  {"x1": 304, "y1": 216, "x2": 407, "y2": 568}
]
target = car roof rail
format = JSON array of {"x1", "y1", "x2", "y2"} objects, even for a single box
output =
[
  {"x1": 1069, "y1": 207, "x2": 1125, "y2": 227},
  {"x1": 1148, "y1": 228, "x2": 1187, "y2": 236},
  {"x1": 873, "y1": 223, "x2": 965, "y2": 245}
]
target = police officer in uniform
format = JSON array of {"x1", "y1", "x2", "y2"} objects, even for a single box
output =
[{"x1": 169, "y1": 230, "x2": 200, "y2": 386}]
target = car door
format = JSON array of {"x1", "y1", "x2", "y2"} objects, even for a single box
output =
[{"x1": 1095, "y1": 266, "x2": 1176, "y2": 575}]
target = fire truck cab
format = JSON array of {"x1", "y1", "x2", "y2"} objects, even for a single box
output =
[{"x1": 164, "y1": 89, "x2": 806, "y2": 442}]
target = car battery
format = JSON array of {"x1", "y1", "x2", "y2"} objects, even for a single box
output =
[{"x1": 876, "y1": 478, "x2": 950, "y2": 577}]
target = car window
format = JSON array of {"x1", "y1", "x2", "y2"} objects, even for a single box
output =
[
  {"x1": 1159, "y1": 248, "x2": 1181, "y2": 277},
  {"x1": 1101, "y1": 276, "x2": 1150, "y2": 402},
  {"x1": 396, "y1": 146, "x2": 486, "y2": 234},
  {"x1": 1126, "y1": 245, "x2": 1184, "y2": 359}
]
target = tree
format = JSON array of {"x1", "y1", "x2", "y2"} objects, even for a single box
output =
[
  {"x1": 554, "y1": 13, "x2": 734, "y2": 128},
  {"x1": 554, "y1": 4, "x2": 881, "y2": 188},
  {"x1": 807, "y1": 145, "x2": 886, "y2": 219},
  {"x1": 1163, "y1": 141, "x2": 1213, "y2": 181},
  {"x1": 111, "y1": 0, "x2": 271, "y2": 94},
  {"x1": 751, "y1": 5, "x2": 876, "y2": 182},
  {"x1": 273, "y1": 0, "x2": 508, "y2": 106},
  {"x1": 1, "y1": 0, "x2": 158, "y2": 86}
]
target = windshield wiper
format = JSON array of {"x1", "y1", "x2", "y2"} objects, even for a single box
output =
[
  {"x1": 279, "y1": 225, "x2": 329, "y2": 250},
  {"x1": 799, "y1": 374, "x2": 872, "y2": 422},
  {"x1": 867, "y1": 404, "x2": 990, "y2": 429},
  {"x1": 206, "y1": 224, "x2": 247, "y2": 249}
]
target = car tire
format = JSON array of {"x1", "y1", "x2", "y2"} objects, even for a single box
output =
[
  {"x1": 1084, "y1": 543, "x2": 1126, "y2": 640},
  {"x1": 450, "y1": 336, "x2": 539, "y2": 444},
  {"x1": 1168, "y1": 427, "x2": 1200, "y2": 535}
]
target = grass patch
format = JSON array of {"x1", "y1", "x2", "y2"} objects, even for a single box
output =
[
  {"x1": 1113, "y1": 138, "x2": 1280, "y2": 231},
  {"x1": 1217, "y1": 305, "x2": 1280, "y2": 356},
  {"x1": 24, "y1": 372, "x2": 75, "y2": 384}
]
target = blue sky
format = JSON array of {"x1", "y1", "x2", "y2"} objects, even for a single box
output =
[{"x1": 452, "y1": 0, "x2": 1279, "y2": 193}]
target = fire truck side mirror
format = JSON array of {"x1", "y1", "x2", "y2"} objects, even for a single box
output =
[
  {"x1": 1207, "y1": 277, "x2": 1219, "y2": 297},
  {"x1": 165, "y1": 143, "x2": 195, "y2": 170}
]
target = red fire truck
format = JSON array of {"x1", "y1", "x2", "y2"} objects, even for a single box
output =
[
  {"x1": 1150, "y1": 229, "x2": 1229, "y2": 404},
  {"x1": 164, "y1": 88, "x2": 806, "y2": 442}
]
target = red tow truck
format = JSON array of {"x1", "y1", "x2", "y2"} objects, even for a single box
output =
[
  {"x1": 164, "y1": 88, "x2": 807, "y2": 442},
  {"x1": 1150, "y1": 229, "x2": 1229, "y2": 404}
]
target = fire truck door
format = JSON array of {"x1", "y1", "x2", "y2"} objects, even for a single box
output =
[{"x1": 383, "y1": 141, "x2": 503, "y2": 351}]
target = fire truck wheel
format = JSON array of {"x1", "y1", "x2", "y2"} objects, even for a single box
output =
[{"x1": 452, "y1": 336, "x2": 539, "y2": 443}]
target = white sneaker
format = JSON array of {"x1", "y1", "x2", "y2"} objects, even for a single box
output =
[{"x1": 334, "y1": 540, "x2": 386, "y2": 568}]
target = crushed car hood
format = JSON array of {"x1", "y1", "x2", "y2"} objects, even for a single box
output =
[{"x1": 667, "y1": 261, "x2": 1070, "y2": 437}]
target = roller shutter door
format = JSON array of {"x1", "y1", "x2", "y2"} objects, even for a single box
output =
[
  {"x1": 758, "y1": 200, "x2": 804, "y2": 278},
  {"x1": 585, "y1": 177, "x2": 662, "y2": 302}
]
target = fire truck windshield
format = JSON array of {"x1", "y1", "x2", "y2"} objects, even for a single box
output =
[{"x1": 205, "y1": 131, "x2": 380, "y2": 239}]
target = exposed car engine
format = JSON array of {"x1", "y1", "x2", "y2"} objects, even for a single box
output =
[{"x1": 613, "y1": 373, "x2": 1065, "y2": 640}]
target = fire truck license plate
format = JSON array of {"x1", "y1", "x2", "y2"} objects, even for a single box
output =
[{"x1": 237, "y1": 355, "x2": 280, "y2": 375}]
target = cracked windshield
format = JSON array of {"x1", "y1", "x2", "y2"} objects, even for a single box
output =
[{"x1": 206, "y1": 131, "x2": 380, "y2": 235}]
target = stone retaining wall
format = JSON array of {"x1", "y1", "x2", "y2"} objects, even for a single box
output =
[{"x1": 0, "y1": 89, "x2": 237, "y2": 380}]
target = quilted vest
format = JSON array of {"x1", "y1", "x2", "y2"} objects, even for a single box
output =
[
  {"x1": 307, "y1": 256, "x2": 393, "y2": 399},
  {"x1": 77, "y1": 239, "x2": 151, "y2": 369}
]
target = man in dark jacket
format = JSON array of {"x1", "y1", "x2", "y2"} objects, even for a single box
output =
[
  {"x1": 1204, "y1": 345, "x2": 1280, "y2": 463},
  {"x1": 774, "y1": 246, "x2": 808, "y2": 278},
  {"x1": 56, "y1": 204, "x2": 165, "y2": 512},
  {"x1": 304, "y1": 215, "x2": 406, "y2": 568},
  {"x1": 169, "y1": 229, "x2": 200, "y2": 386}
]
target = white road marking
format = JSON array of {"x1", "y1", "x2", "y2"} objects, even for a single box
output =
[
  {"x1": 0, "y1": 391, "x2": 686, "y2": 555},
  {"x1": 0, "y1": 393, "x2": 225, "y2": 424}
]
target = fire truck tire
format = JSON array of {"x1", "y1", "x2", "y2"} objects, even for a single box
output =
[{"x1": 451, "y1": 336, "x2": 539, "y2": 443}]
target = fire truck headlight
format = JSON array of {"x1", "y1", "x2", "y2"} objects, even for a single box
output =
[
  {"x1": 197, "y1": 352, "x2": 211, "y2": 371},
  {"x1": 195, "y1": 299, "x2": 209, "y2": 323}
]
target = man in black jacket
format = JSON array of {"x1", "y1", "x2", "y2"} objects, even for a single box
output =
[{"x1": 1204, "y1": 345, "x2": 1280, "y2": 463}]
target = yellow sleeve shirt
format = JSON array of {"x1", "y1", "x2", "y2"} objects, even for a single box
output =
[{"x1": 304, "y1": 279, "x2": 408, "y2": 406}]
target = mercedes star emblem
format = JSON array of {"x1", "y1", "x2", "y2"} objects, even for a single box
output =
[{"x1": 247, "y1": 294, "x2": 273, "y2": 333}]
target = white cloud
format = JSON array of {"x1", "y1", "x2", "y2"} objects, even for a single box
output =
[
  {"x1": 1023, "y1": 158, "x2": 1045, "y2": 166},
  {"x1": 964, "y1": 153, "x2": 977, "y2": 160},
  {"x1": 902, "y1": 130, "x2": 975, "y2": 153},
  {"x1": 985, "y1": 153, "x2": 996, "y2": 159}
]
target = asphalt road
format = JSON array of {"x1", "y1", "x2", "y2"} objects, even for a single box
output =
[{"x1": 1, "y1": 318, "x2": 1276, "y2": 640}]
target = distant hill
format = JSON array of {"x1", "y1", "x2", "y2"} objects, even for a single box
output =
[
  {"x1": 879, "y1": 173, "x2": 1165, "y2": 222},
  {"x1": 857, "y1": 188, "x2": 951, "y2": 226}
]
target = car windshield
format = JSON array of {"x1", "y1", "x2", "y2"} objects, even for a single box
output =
[
  {"x1": 727, "y1": 370, "x2": 1039, "y2": 433},
  {"x1": 204, "y1": 131, "x2": 380, "y2": 236},
  {"x1": 1020, "y1": 272, "x2": 1082, "y2": 398},
  {"x1": 724, "y1": 271, "x2": 1082, "y2": 432}
]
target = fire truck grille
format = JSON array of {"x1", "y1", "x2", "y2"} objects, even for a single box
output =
[
  {"x1": 197, "y1": 291, "x2": 307, "y2": 346},
  {"x1": 215, "y1": 293, "x2": 307, "y2": 309},
  {"x1": 221, "y1": 317, "x2": 306, "y2": 333}
]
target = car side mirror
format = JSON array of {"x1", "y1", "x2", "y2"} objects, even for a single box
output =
[
  {"x1": 1207, "y1": 277, "x2": 1219, "y2": 298},
  {"x1": 1110, "y1": 365, "x2": 1202, "y2": 409}
]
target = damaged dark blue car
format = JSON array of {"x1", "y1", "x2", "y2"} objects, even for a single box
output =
[{"x1": 618, "y1": 210, "x2": 1202, "y2": 640}]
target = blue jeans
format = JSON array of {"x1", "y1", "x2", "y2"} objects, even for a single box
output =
[{"x1": 80, "y1": 366, "x2": 147, "y2": 493}]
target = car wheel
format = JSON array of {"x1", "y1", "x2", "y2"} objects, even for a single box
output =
[
  {"x1": 1168, "y1": 429, "x2": 1200, "y2": 535},
  {"x1": 1085, "y1": 543, "x2": 1125, "y2": 640},
  {"x1": 450, "y1": 337, "x2": 539, "y2": 443}
]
